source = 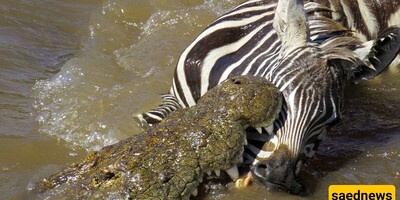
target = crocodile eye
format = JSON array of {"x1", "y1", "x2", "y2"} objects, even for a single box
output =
[{"x1": 158, "y1": 170, "x2": 172, "y2": 183}]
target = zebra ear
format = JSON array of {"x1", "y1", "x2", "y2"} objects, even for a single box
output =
[
  {"x1": 273, "y1": 0, "x2": 309, "y2": 52},
  {"x1": 352, "y1": 26, "x2": 400, "y2": 81}
]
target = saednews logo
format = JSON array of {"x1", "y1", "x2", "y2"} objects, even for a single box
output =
[{"x1": 329, "y1": 185, "x2": 396, "y2": 200}]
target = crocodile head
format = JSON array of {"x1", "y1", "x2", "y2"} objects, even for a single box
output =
[{"x1": 30, "y1": 75, "x2": 282, "y2": 199}]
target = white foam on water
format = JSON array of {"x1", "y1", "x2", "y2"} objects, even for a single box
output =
[{"x1": 32, "y1": 0, "x2": 241, "y2": 152}]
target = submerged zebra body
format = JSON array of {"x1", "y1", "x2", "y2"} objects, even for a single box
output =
[{"x1": 138, "y1": 0, "x2": 400, "y2": 194}]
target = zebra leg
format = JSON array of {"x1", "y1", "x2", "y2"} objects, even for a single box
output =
[{"x1": 134, "y1": 93, "x2": 182, "y2": 127}]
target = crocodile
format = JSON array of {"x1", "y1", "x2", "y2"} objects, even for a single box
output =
[{"x1": 30, "y1": 75, "x2": 282, "y2": 200}]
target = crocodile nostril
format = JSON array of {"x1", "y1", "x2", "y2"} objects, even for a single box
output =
[
  {"x1": 232, "y1": 78, "x2": 242, "y2": 84},
  {"x1": 100, "y1": 170, "x2": 116, "y2": 181}
]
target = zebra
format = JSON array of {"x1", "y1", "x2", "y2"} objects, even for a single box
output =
[{"x1": 136, "y1": 0, "x2": 400, "y2": 195}]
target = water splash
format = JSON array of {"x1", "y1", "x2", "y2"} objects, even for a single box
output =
[{"x1": 32, "y1": 0, "x2": 240, "y2": 152}]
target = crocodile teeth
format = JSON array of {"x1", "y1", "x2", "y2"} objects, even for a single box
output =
[
  {"x1": 191, "y1": 188, "x2": 198, "y2": 197},
  {"x1": 214, "y1": 170, "x2": 221, "y2": 177},
  {"x1": 238, "y1": 156, "x2": 243, "y2": 164},
  {"x1": 265, "y1": 125, "x2": 274, "y2": 135},
  {"x1": 206, "y1": 171, "x2": 212, "y2": 176},
  {"x1": 226, "y1": 166, "x2": 239, "y2": 181},
  {"x1": 244, "y1": 139, "x2": 248, "y2": 145},
  {"x1": 255, "y1": 127, "x2": 263, "y2": 134},
  {"x1": 295, "y1": 160, "x2": 303, "y2": 175}
]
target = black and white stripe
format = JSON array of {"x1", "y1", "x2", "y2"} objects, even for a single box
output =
[
  {"x1": 138, "y1": 94, "x2": 182, "y2": 125},
  {"x1": 139, "y1": 0, "x2": 400, "y2": 169}
]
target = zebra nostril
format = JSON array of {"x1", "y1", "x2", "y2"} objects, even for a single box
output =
[
  {"x1": 257, "y1": 163, "x2": 267, "y2": 170},
  {"x1": 252, "y1": 163, "x2": 269, "y2": 179}
]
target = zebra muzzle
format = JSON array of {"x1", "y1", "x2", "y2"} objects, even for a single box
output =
[{"x1": 251, "y1": 145, "x2": 304, "y2": 195}]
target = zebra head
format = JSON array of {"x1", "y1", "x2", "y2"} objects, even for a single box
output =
[{"x1": 251, "y1": 0, "x2": 400, "y2": 195}]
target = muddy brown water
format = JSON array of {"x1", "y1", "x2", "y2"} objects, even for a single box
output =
[{"x1": 0, "y1": 0, "x2": 399, "y2": 199}]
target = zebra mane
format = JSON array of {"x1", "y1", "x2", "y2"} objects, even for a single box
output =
[
  {"x1": 320, "y1": 36, "x2": 362, "y2": 63},
  {"x1": 305, "y1": 2, "x2": 365, "y2": 76},
  {"x1": 305, "y1": 2, "x2": 355, "y2": 42}
]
